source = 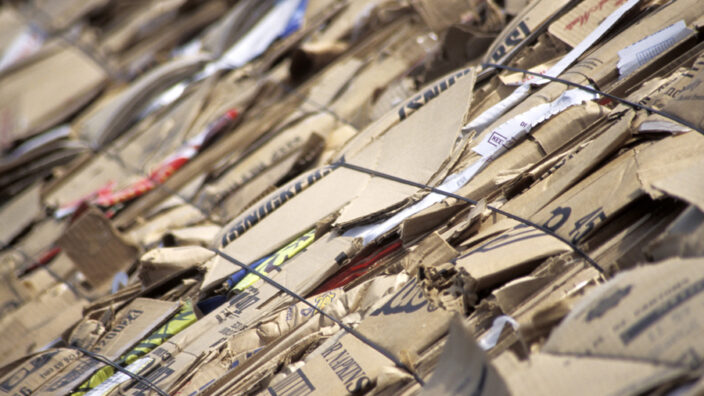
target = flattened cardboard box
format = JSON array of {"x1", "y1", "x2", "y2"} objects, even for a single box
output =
[
  {"x1": 0, "y1": 349, "x2": 82, "y2": 396},
  {"x1": 544, "y1": 257, "x2": 704, "y2": 368},
  {"x1": 0, "y1": 283, "x2": 85, "y2": 368},
  {"x1": 267, "y1": 278, "x2": 452, "y2": 395},
  {"x1": 212, "y1": 68, "x2": 476, "y2": 287},
  {"x1": 34, "y1": 298, "x2": 179, "y2": 395}
]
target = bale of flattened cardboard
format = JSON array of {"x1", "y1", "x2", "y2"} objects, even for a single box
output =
[{"x1": 3, "y1": 0, "x2": 704, "y2": 395}]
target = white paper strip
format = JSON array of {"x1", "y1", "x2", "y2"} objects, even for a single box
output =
[
  {"x1": 463, "y1": 0, "x2": 640, "y2": 133},
  {"x1": 472, "y1": 87, "x2": 598, "y2": 159},
  {"x1": 617, "y1": 20, "x2": 691, "y2": 78}
]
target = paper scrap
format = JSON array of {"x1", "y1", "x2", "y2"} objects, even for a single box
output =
[
  {"x1": 617, "y1": 20, "x2": 692, "y2": 78},
  {"x1": 0, "y1": 26, "x2": 45, "y2": 73}
]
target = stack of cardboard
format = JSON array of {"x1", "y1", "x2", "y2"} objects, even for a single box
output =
[{"x1": 1, "y1": 0, "x2": 704, "y2": 394}]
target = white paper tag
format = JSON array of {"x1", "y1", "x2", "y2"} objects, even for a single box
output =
[{"x1": 617, "y1": 20, "x2": 691, "y2": 78}]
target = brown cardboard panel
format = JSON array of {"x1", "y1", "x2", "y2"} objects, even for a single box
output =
[
  {"x1": 492, "y1": 275, "x2": 554, "y2": 314},
  {"x1": 333, "y1": 68, "x2": 476, "y2": 228},
  {"x1": 125, "y1": 233, "x2": 357, "y2": 394},
  {"x1": 176, "y1": 276, "x2": 405, "y2": 395},
  {"x1": 635, "y1": 131, "x2": 704, "y2": 207},
  {"x1": 510, "y1": 264, "x2": 600, "y2": 329},
  {"x1": 212, "y1": 161, "x2": 372, "y2": 284},
  {"x1": 549, "y1": 0, "x2": 630, "y2": 48},
  {"x1": 327, "y1": 24, "x2": 434, "y2": 126},
  {"x1": 530, "y1": 101, "x2": 605, "y2": 155},
  {"x1": 544, "y1": 257, "x2": 704, "y2": 367},
  {"x1": 206, "y1": 112, "x2": 337, "y2": 218},
  {"x1": 455, "y1": 221, "x2": 571, "y2": 290},
  {"x1": 357, "y1": 277, "x2": 453, "y2": 357},
  {"x1": 270, "y1": 278, "x2": 451, "y2": 395},
  {"x1": 336, "y1": 66, "x2": 472, "y2": 163},
  {"x1": 0, "y1": 44, "x2": 107, "y2": 144},
  {"x1": 501, "y1": 110, "x2": 634, "y2": 218},
  {"x1": 0, "y1": 348, "x2": 82, "y2": 396},
  {"x1": 117, "y1": 283, "x2": 284, "y2": 394},
  {"x1": 494, "y1": 350, "x2": 682, "y2": 396},
  {"x1": 0, "y1": 182, "x2": 41, "y2": 246},
  {"x1": 57, "y1": 207, "x2": 139, "y2": 287},
  {"x1": 273, "y1": 335, "x2": 384, "y2": 395},
  {"x1": 529, "y1": 148, "x2": 642, "y2": 247}
]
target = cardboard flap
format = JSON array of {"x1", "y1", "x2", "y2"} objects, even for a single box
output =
[
  {"x1": 635, "y1": 130, "x2": 704, "y2": 205},
  {"x1": 0, "y1": 348, "x2": 82, "y2": 396},
  {"x1": 420, "y1": 316, "x2": 509, "y2": 396},
  {"x1": 483, "y1": 0, "x2": 571, "y2": 64},
  {"x1": 334, "y1": 68, "x2": 476, "y2": 228},
  {"x1": 455, "y1": 222, "x2": 571, "y2": 291},
  {"x1": 530, "y1": 148, "x2": 641, "y2": 246},
  {"x1": 57, "y1": 207, "x2": 139, "y2": 287},
  {"x1": 548, "y1": 0, "x2": 634, "y2": 48}
]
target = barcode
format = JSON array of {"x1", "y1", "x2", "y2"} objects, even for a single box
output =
[{"x1": 268, "y1": 370, "x2": 315, "y2": 396}]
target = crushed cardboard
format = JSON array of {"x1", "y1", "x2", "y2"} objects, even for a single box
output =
[{"x1": 1, "y1": 0, "x2": 704, "y2": 395}]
